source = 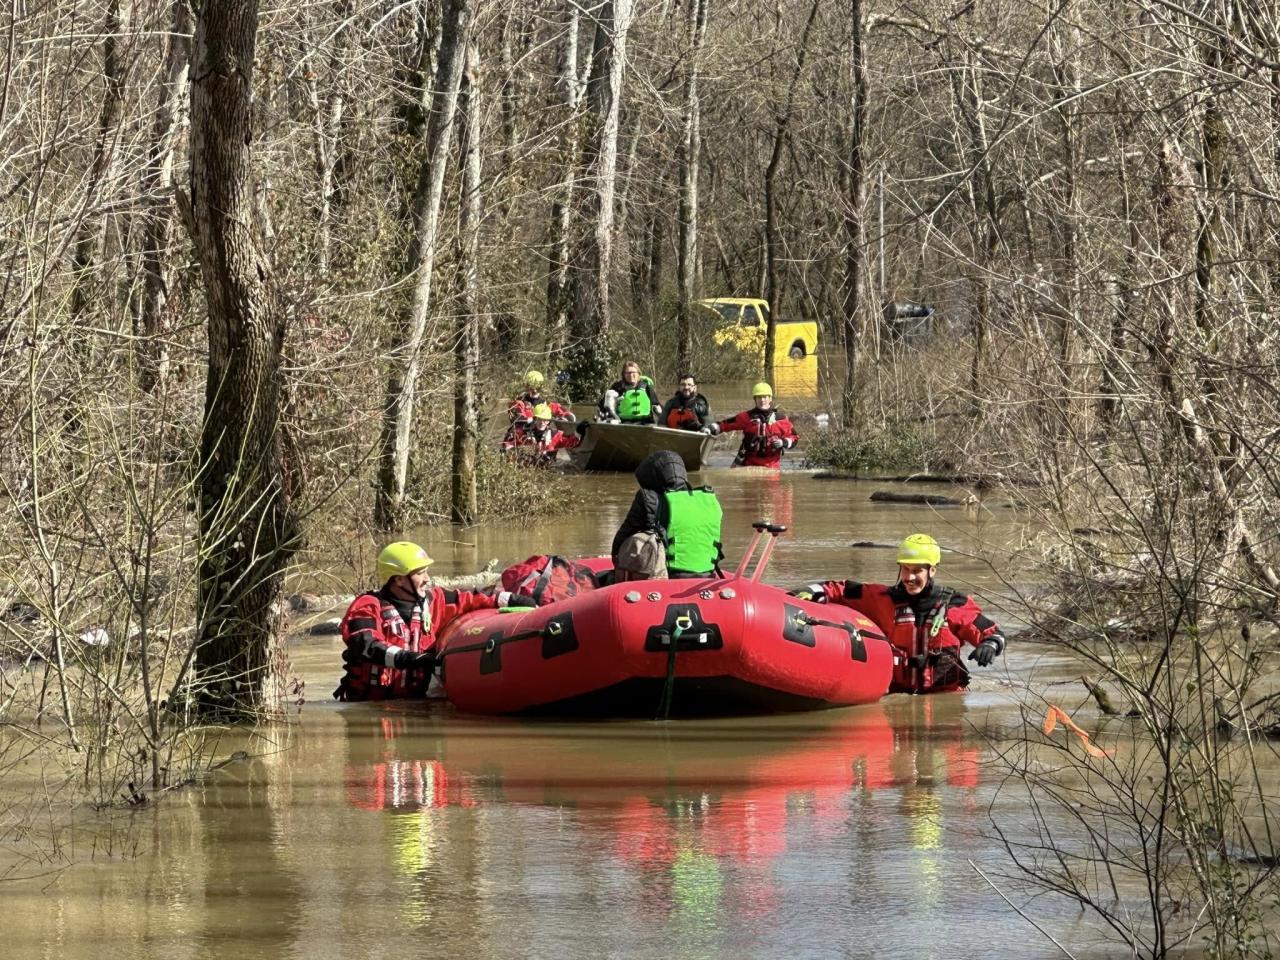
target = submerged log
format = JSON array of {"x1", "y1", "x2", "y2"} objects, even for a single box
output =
[
  {"x1": 813, "y1": 471, "x2": 1034, "y2": 488},
  {"x1": 869, "y1": 490, "x2": 976, "y2": 506}
]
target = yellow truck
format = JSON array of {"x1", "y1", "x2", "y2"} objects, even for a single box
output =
[{"x1": 698, "y1": 298, "x2": 819, "y2": 360}]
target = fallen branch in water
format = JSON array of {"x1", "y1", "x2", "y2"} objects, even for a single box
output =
[
  {"x1": 1082, "y1": 678, "x2": 1140, "y2": 717},
  {"x1": 812, "y1": 470, "x2": 1037, "y2": 487},
  {"x1": 869, "y1": 490, "x2": 976, "y2": 506}
]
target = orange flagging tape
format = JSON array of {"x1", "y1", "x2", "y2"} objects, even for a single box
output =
[{"x1": 1043, "y1": 705, "x2": 1114, "y2": 758}]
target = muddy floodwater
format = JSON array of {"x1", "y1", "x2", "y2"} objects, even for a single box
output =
[{"x1": 11, "y1": 440, "x2": 1126, "y2": 959}]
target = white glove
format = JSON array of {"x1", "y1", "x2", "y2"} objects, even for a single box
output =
[{"x1": 770, "y1": 437, "x2": 785, "y2": 450}]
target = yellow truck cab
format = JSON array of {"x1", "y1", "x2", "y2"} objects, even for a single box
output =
[{"x1": 698, "y1": 298, "x2": 819, "y2": 360}]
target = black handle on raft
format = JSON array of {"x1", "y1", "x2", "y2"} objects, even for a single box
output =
[
  {"x1": 654, "y1": 616, "x2": 691, "y2": 721},
  {"x1": 797, "y1": 613, "x2": 868, "y2": 663}
]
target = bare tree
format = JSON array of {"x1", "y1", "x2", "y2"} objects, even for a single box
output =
[
  {"x1": 135, "y1": 0, "x2": 192, "y2": 393},
  {"x1": 565, "y1": 0, "x2": 632, "y2": 396},
  {"x1": 839, "y1": 0, "x2": 866, "y2": 426},
  {"x1": 304, "y1": 0, "x2": 356, "y2": 276},
  {"x1": 545, "y1": 0, "x2": 585, "y2": 351},
  {"x1": 374, "y1": 0, "x2": 471, "y2": 529},
  {"x1": 68, "y1": 0, "x2": 131, "y2": 329},
  {"x1": 674, "y1": 0, "x2": 709, "y2": 374},
  {"x1": 189, "y1": 0, "x2": 298, "y2": 717},
  {"x1": 763, "y1": 0, "x2": 820, "y2": 373},
  {"x1": 452, "y1": 37, "x2": 481, "y2": 524}
]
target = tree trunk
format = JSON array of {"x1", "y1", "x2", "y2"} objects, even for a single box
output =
[
  {"x1": 1271, "y1": 66, "x2": 1280, "y2": 303},
  {"x1": 68, "y1": 0, "x2": 130, "y2": 328},
  {"x1": 374, "y1": 0, "x2": 471, "y2": 529},
  {"x1": 566, "y1": 0, "x2": 631, "y2": 397},
  {"x1": 305, "y1": 0, "x2": 355, "y2": 276},
  {"x1": 189, "y1": 0, "x2": 297, "y2": 719},
  {"x1": 452, "y1": 38, "x2": 481, "y2": 525},
  {"x1": 762, "y1": 0, "x2": 820, "y2": 374},
  {"x1": 545, "y1": 0, "x2": 583, "y2": 353},
  {"x1": 1050, "y1": 21, "x2": 1081, "y2": 392},
  {"x1": 135, "y1": 0, "x2": 192, "y2": 394},
  {"x1": 951, "y1": 50, "x2": 1000, "y2": 412},
  {"x1": 675, "y1": 0, "x2": 706, "y2": 376},
  {"x1": 840, "y1": 0, "x2": 866, "y2": 428}
]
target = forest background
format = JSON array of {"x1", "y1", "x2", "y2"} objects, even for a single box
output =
[{"x1": 2, "y1": 1, "x2": 1280, "y2": 955}]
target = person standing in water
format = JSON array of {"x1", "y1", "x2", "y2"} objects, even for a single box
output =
[{"x1": 789, "y1": 534, "x2": 1006, "y2": 693}]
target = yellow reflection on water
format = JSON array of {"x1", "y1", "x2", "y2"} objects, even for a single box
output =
[{"x1": 770, "y1": 355, "x2": 818, "y2": 399}]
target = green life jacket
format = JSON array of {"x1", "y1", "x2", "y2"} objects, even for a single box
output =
[
  {"x1": 660, "y1": 488, "x2": 724, "y2": 574},
  {"x1": 618, "y1": 386, "x2": 653, "y2": 421}
]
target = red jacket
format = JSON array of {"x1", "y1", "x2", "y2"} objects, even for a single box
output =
[
  {"x1": 717, "y1": 408, "x2": 798, "y2": 468},
  {"x1": 501, "y1": 422, "x2": 581, "y2": 462},
  {"x1": 808, "y1": 580, "x2": 1004, "y2": 693},
  {"x1": 334, "y1": 586, "x2": 498, "y2": 700},
  {"x1": 508, "y1": 394, "x2": 573, "y2": 423}
]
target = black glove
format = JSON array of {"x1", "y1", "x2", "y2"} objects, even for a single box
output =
[
  {"x1": 968, "y1": 639, "x2": 1000, "y2": 667},
  {"x1": 496, "y1": 590, "x2": 538, "y2": 608},
  {"x1": 393, "y1": 650, "x2": 437, "y2": 672}
]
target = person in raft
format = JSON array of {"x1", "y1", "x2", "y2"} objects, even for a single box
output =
[
  {"x1": 663, "y1": 372, "x2": 713, "y2": 431},
  {"x1": 507, "y1": 370, "x2": 575, "y2": 425},
  {"x1": 611, "y1": 450, "x2": 724, "y2": 580},
  {"x1": 598, "y1": 360, "x2": 662, "y2": 424},
  {"x1": 501, "y1": 402, "x2": 581, "y2": 464},
  {"x1": 334, "y1": 541, "x2": 535, "y2": 701},
  {"x1": 789, "y1": 533, "x2": 1006, "y2": 694},
  {"x1": 708, "y1": 381, "x2": 798, "y2": 468}
]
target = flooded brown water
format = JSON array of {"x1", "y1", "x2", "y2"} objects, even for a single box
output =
[{"x1": 10, "y1": 418, "x2": 1122, "y2": 959}]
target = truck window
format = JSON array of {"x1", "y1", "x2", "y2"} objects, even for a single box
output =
[
  {"x1": 742, "y1": 305, "x2": 761, "y2": 327},
  {"x1": 710, "y1": 303, "x2": 740, "y2": 323}
]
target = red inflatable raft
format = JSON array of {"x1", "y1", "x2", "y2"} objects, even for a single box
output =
[{"x1": 438, "y1": 524, "x2": 894, "y2": 716}]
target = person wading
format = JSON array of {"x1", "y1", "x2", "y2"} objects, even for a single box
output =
[
  {"x1": 334, "y1": 541, "x2": 535, "y2": 701},
  {"x1": 501, "y1": 403, "x2": 581, "y2": 464},
  {"x1": 789, "y1": 533, "x2": 1006, "y2": 693},
  {"x1": 710, "y1": 382, "x2": 798, "y2": 468},
  {"x1": 508, "y1": 369, "x2": 574, "y2": 424}
]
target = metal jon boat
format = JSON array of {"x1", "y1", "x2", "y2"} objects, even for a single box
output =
[{"x1": 568, "y1": 420, "x2": 714, "y2": 472}]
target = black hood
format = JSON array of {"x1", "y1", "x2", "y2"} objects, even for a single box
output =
[{"x1": 634, "y1": 450, "x2": 688, "y2": 492}]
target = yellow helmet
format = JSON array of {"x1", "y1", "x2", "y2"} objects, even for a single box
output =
[
  {"x1": 531, "y1": 403, "x2": 553, "y2": 421},
  {"x1": 377, "y1": 541, "x2": 434, "y2": 583},
  {"x1": 752, "y1": 381, "x2": 773, "y2": 397},
  {"x1": 896, "y1": 533, "x2": 940, "y2": 567},
  {"x1": 524, "y1": 370, "x2": 545, "y2": 388}
]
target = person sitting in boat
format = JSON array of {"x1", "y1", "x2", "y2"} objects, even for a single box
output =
[
  {"x1": 508, "y1": 369, "x2": 574, "y2": 425},
  {"x1": 599, "y1": 360, "x2": 662, "y2": 424},
  {"x1": 612, "y1": 450, "x2": 723, "y2": 580},
  {"x1": 334, "y1": 541, "x2": 535, "y2": 701},
  {"x1": 789, "y1": 533, "x2": 1006, "y2": 694},
  {"x1": 501, "y1": 403, "x2": 581, "y2": 464},
  {"x1": 663, "y1": 373, "x2": 712, "y2": 431},
  {"x1": 709, "y1": 382, "x2": 798, "y2": 468}
]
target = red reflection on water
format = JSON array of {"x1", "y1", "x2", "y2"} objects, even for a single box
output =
[
  {"x1": 344, "y1": 715, "x2": 479, "y2": 811},
  {"x1": 342, "y1": 699, "x2": 979, "y2": 864}
]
